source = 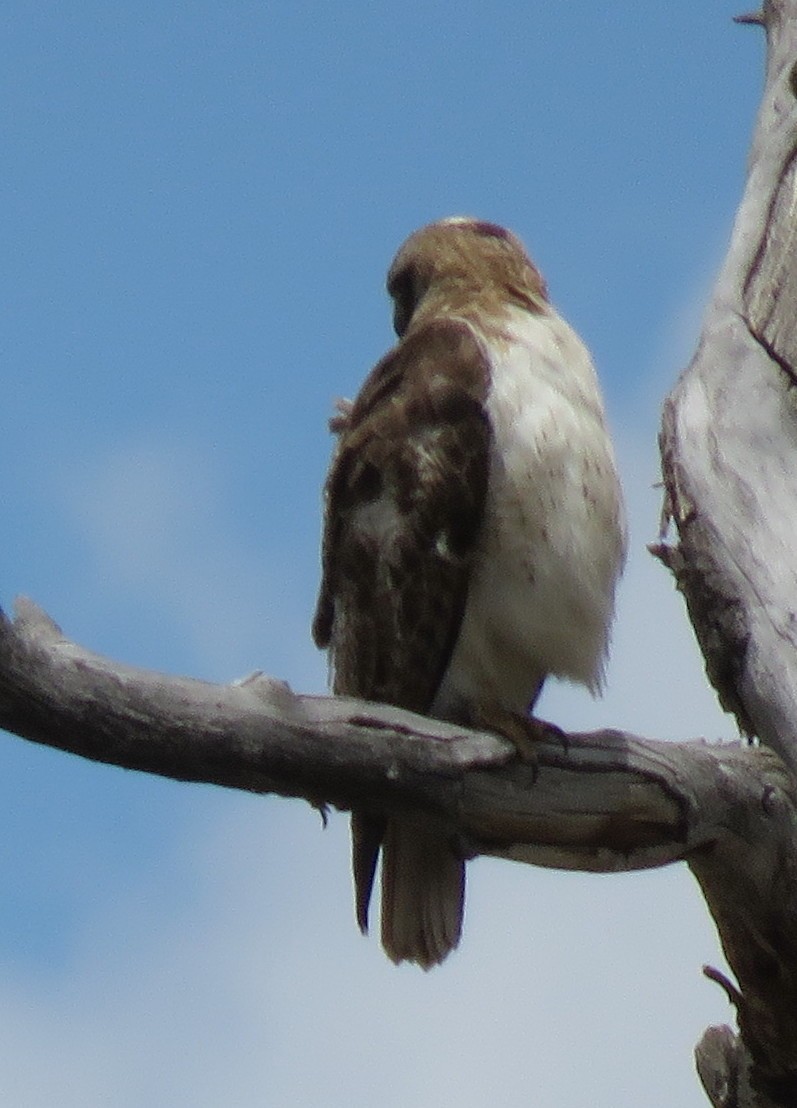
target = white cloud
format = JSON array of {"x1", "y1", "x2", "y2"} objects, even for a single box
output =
[
  {"x1": 59, "y1": 435, "x2": 325, "y2": 689},
  {"x1": 0, "y1": 800, "x2": 729, "y2": 1108}
]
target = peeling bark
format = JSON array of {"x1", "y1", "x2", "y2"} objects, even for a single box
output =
[{"x1": 658, "y1": 1, "x2": 797, "y2": 1102}]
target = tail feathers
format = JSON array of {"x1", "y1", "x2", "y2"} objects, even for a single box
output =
[{"x1": 379, "y1": 814, "x2": 465, "y2": 970}]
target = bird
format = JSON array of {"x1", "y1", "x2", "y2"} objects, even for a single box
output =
[{"x1": 313, "y1": 216, "x2": 626, "y2": 969}]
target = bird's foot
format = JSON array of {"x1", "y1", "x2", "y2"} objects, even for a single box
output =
[
  {"x1": 529, "y1": 715, "x2": 569, "y2": 754},
  {"x1": 469, "y1": 705, "x2": 565, "y2": 765},
  {"x1": 469, "y1": 709, "x2": 538, "y2": 762}
]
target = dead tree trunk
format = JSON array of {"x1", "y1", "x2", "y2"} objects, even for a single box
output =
[
  {"x1": 0, "y1": 5, "x2": 796, "y2": 1106},
  {"x1": 657, "y1": 1, "x2": 797, "y2": 1102}
]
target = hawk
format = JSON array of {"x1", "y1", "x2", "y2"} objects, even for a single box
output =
[{"x1": 313, "y1": 217, "x2": 626, "y2": 969}]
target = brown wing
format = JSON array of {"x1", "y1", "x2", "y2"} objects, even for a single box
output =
[{"x1": 313, "y1": 318, "x2": 491, "y2": 713}]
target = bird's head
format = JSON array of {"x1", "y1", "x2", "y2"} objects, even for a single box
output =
[{"x1": 386, "y1": 217, "x2": 548, "y2": 337}]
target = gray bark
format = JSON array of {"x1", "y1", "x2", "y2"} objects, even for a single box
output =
[
  {"x1": 1, "y1": 4, "x2": 797, "y2": 1105},
  {"x1": 657, "y1": 1, "x2": 797, "y2": 1102}
]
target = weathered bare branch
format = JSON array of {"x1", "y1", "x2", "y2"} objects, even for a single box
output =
[{"x1": 0, "y1": 598, "x2": 758, "y2": 864}]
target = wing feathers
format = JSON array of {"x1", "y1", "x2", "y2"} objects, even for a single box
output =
[
  {"x1": 313, "y1": 319, "x2": 491, "y2": 712},
  {"x1": 314, "y1": 317, "x2": 492, "y2": 967}
]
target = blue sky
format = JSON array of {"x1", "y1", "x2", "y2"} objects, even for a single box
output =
[{"x1": 0, "y1": 4, "x2": 762, "y2": 1105}]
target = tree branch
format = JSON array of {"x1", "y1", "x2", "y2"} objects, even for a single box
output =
[
  {"x1": 0, "y1": 598, "x2": 769, "y2": 870},
  {"x1": 0, "y1": 598, "x2": 725, "y2": 842}
]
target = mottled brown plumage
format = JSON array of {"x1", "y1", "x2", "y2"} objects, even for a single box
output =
[
  {"x1": 314, "y1": 217, "x2": 626, "y2": 968},
  {"x1": 313, "y1": 320, "x2": 491, "y2": 711},
  {"x1": 312, "y1": 319, "x2": 493, "y2": 966}
]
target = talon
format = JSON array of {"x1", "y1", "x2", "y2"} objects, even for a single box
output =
[
  {"x1": 469, "y1": 705, "x2": 542, "y2": 765},
  {"x1": 528, "y1": 716, "x2": 570, "y2": 754},
  {"x1": 469, "y1": 705, "x2": 572, "y2": 770}
]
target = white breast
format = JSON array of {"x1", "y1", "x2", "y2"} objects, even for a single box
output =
[{"x1": 433, "y1": 305, "x2": 626, "y2": 718}]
